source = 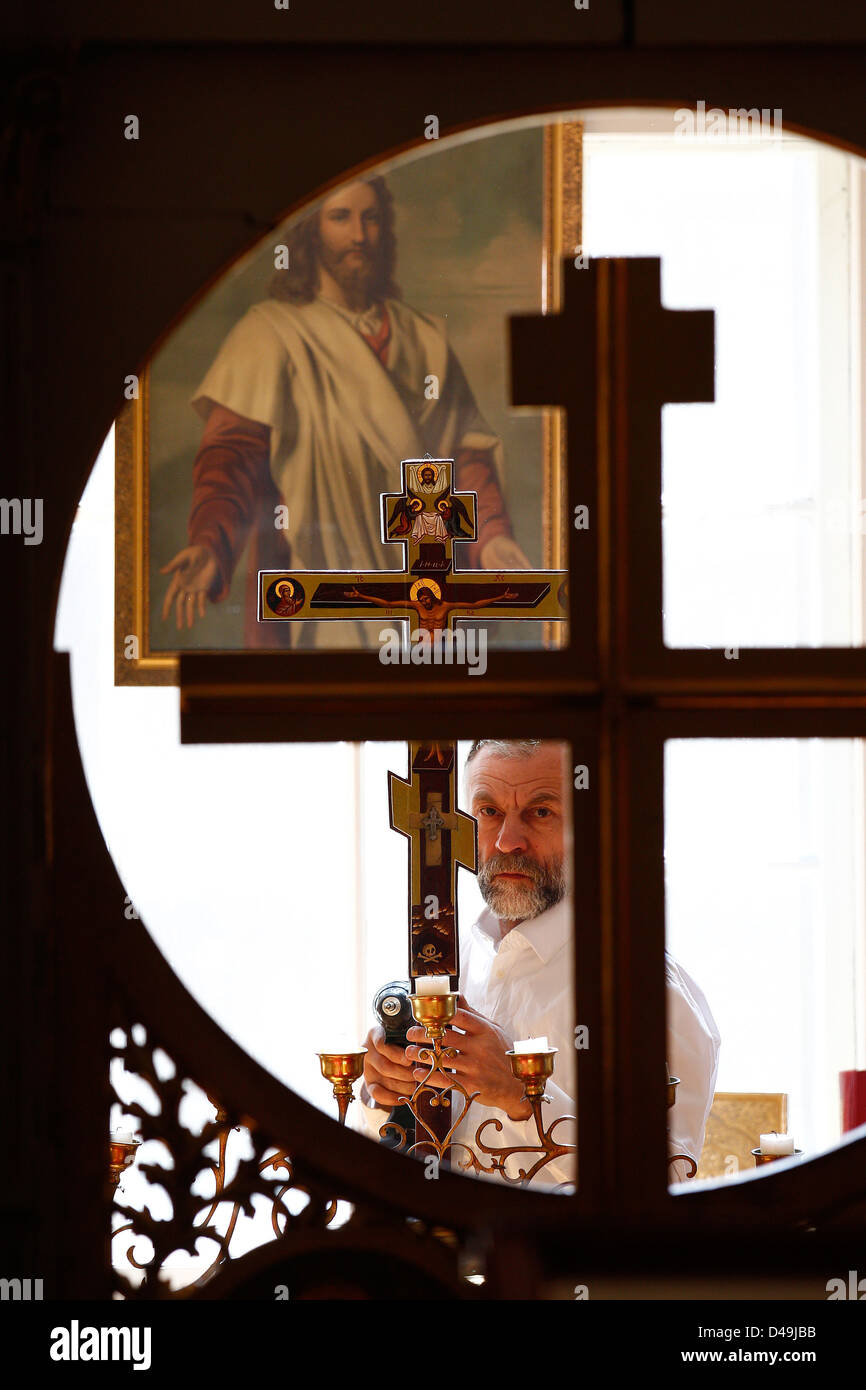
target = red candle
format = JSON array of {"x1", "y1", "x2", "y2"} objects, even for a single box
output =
[{"x1": 840, "y1": 1070, "x2": 866, "y2": 1131}]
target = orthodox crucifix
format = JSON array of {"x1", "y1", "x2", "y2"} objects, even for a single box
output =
[
  {"x1": 258, "y1": 457, "x2": 568, "y2": 637},
  {"x1": 259, "y1": 455, "x2": 568, "y2": 1160},
  {"x1": 258, "y1": 452, "x2": 568, "y2": 990}
]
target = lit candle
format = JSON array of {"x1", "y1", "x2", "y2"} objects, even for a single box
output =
[
  {"x1": 318, "y1": 1041, "x2": 363, "y2": 1056},
  {"x1": 759, "y1": 1132, "x2": 795, "y2": 1155},
  {"x1": 513, "y1": 1036, "x2": 550, "y2": 1053},
  {"x1": 414, "y1": 977, "x2": 452, "y2": 996},
  {"x1": 111, "y1": 1130, "x2": 136, "y2": 1144}
]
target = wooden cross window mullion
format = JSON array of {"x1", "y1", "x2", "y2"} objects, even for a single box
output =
[
  {"x1": 180, "y1": 256, "x2": 866, "y2": 1230},
  {"x1": 179, "y1": 257, "x2": 715, "y2": 1225}
]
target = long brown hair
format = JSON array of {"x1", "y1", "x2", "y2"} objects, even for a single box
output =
[{"x1": 268, "y1": 176, "x2": 401, "y2": 304}]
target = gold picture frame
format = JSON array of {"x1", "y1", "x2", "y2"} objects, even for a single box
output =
[{"x1": 114, "y1": 118, "x2": 582, "y2": 685}]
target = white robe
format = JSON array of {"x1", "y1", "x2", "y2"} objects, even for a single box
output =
[{"x1": 191, "y1": 294, "x2": 502, "y2": 578}]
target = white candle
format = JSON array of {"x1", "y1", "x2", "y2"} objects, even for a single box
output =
[
  {"x1": 513, "y1": 1036, "x2": 550, "y2": 1053},
  {"x1": 112, "y1": 1130, "x2": 136, "y2": 1144},
  {"x1": 319, "y1": 1041, "x2": 363, "y2": 1055},
  {"x1": 760, "y1": 1132, "x2": 795, "y2": 1155},
  {"x1": 414, "y1": 977, "x2": 452, "y2": 996}
]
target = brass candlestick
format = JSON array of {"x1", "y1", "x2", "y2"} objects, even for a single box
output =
[
  {"x1": 471, "y1": 1047, "x2": 576, "y2": 1187},
  {"x1": 509, "y1": 1047, "x2": 558, "y2": 1102},
  {"x1": 409, "y1": 989, "x2": 458, "y2": 1043},
  {"x1": 317, "y1": 1050, "x2": 367, "y2": 1125},
  {"x1": 751, "y1": 1145, "x2": 803, "y2": 1167},
  {"x1": 109, "y1": 1137, "x2": 141, "y2": 1191},
  {"x1": 379, "y1": 993, "x2": 482, "y2": 1164}
]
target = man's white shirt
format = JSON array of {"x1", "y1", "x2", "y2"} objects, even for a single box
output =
[{"x1": 352, "y1": 897, "x2": 720, "y2": 1189}]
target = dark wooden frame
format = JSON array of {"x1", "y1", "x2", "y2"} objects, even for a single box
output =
[{"x1": 10, "y1": 22, "x2": 866, "y2": 1298}]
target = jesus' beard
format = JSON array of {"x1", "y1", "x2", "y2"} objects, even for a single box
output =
[
  {"x1": 316, "y1": 241, "x2": 379, "y2": 309},
  {"x1": 477, "y1": 851, "x2": 566, "y2": 923}
]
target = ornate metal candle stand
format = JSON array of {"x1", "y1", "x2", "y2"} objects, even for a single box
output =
[
  {"x1": 379, "y1": 992, "x2": 482, "y2": 1165},
  {"x1": 470, "y1": 1047, "x2": 577, "y2": 1187},
  {"x1": 380, "y1": 993, "x2": 577, "y2": 1187}
]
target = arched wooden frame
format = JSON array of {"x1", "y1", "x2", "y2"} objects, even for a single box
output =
[{"x1": 33, "y1": 75, "x2": 866, "y2": 1296}]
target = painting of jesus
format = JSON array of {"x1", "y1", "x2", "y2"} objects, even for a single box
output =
[{"x1": 115, "y1": 120, "x2": 581, "y2": 681}]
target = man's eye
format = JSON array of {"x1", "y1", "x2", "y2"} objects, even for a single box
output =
[
  {"x1": 533, "y1": 807, "x2": 552, "y2": 818},
  {"x1": 477, "y1": 807, "x2": 500, "y2": 817}
]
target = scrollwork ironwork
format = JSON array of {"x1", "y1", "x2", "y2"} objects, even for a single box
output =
[{"x1": 109, "y1": 1024, "x2": 349, "y2": 1298}]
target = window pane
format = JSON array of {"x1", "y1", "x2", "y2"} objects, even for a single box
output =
[
  {"x1": 665, "y1": 738, "x2": 865, "y2": 1187},
  {"x1": 583, "y1": 118, "x2": 865, "y2": 648}
]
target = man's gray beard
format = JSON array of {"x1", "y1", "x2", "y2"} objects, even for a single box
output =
[{"x1": 477, "y1": 851, "x2": 566, "y2": 922}]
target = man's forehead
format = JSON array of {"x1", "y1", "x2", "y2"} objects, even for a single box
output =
[{"x1": 466, "y1": 745, "x2": 566, "y2": 796}]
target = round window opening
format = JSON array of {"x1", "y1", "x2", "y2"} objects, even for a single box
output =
[{"x1": 55, "y1": 105, "x2": 866, "y2": 1288}]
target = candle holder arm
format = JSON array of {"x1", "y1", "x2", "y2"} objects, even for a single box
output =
[{"x1": 468, "y1": 1055, "x2": 577, "y2": 1188}]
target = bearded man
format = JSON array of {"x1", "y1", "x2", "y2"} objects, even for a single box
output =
[
  {"x1": 160, "y1": 176, "x2": 529, "y2": 646},
  {"x1": 356, "y1": 739, "x2": 720, "y2": 1188}
]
